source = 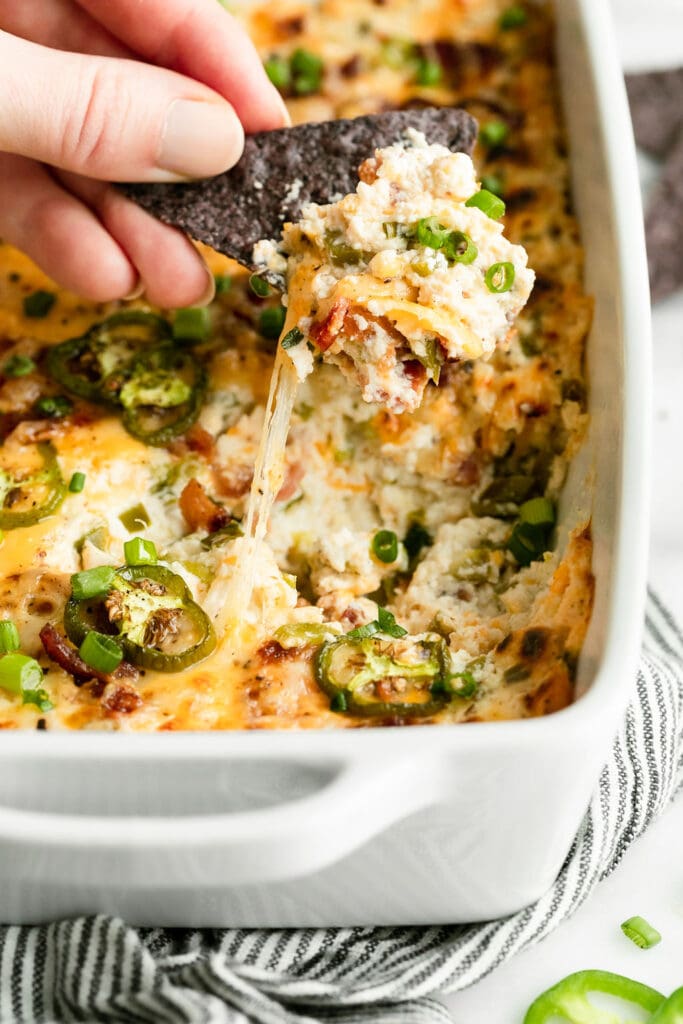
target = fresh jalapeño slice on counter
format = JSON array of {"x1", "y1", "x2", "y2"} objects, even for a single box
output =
[
  {"x1": 523, "y1": 970, "x2": 666, "y2": 1023},
  {"x1": 0, "y1": 441, "x2": 66, "y2": 529},
  {"x1": 64, "y1": 562, "x2": 215, "y2": 672}
]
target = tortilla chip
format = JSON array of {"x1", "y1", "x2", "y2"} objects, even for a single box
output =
[
  {"x1": 626, "y1": 69, "x2": 683, "y2": 159},
  {"x1": 646, "y1": 128, "x2": 683, "y2": 301},
  {"x1": 121, "y1": 108, "x2": 476, "y2": 269}
]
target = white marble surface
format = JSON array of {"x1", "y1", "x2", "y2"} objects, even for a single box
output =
[{"x1": 443, "y1": 3, "x2": 683, "y2": 1018}]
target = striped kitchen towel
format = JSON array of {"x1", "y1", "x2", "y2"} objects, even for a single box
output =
[{"x1": 1, "y1": 587, "x2": 682, "y2": 1024}]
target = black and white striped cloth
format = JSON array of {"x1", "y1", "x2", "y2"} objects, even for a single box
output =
[{"x1": 1, "y1": 588, "x2": 681, "y2": 1024}]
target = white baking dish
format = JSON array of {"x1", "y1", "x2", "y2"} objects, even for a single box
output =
[{"x1": 0, "y1": 0, "x2": 651, "y2": 926}]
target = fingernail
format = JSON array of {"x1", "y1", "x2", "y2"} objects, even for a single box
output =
[
  {"x1": 122, "y1": 278, "x2": 145, "y2": 301},
  {"x1": 196, "y1": 268, "x2": 216, "y2": 307},
  {"x1": 274, "y1": 91, "x2": 292, "y2": 128},
  {"x1": 159, "y1": 100, "x2": 244, "y2": 178}
]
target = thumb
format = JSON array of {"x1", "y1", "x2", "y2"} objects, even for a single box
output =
[{"x1": 0, "y1": 30, "x2": 245, "y2": 182}]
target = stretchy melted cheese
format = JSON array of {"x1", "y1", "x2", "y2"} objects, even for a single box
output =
[{"x1": 0, "y1": 0, "x2": 594, "y2": 731}]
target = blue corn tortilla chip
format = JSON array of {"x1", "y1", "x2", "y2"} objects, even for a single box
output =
[
  {"x1": 646, "y1": 128, "x2": 683, "y2": 301},
  {"x1": 626, "y1": 68, "x2": 683, "y2": 159},
  {"x1": 121, "y1": 107, "x2": 476, "y2": 270}
]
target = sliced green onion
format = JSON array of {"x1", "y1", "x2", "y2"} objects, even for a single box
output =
[
  {"x1": 519, "y1": 497, "x2": 555, "y2": 527},
  {"x1": 70, "y1": 565, "x2": 116, "y2": 601},
  {"x1": 282, "y1": 326, "x2": 304, "y2": 350},
  {"x1": 34, "y1": 395, "x2": 73, "y2": 419},
  {"x1": 415, "y1": 56, "x2": 442, "y2": 86},
  {"x1": 68, "y1": 472, "x2": 86, "y2": 494},
  {"x1": 22, "y1": 687, "x2": 53, "y2": 712},
  {"x1": 259, "y1": 305, "x2": 287, "y2": 340},
  {"x1": 377, "y1": 606, "x2": 408, "y2": 638},
  {"x1": 119, "y1": 503, "x2": 151, "y2": 532},
  {"x1": 290, "y1": 48, "x2": 324, "y2": 95},
  {"x1": 3, "y1": 354, "x2": 35, "y2": 378},
  {"x1": 264, "y1": 55, "x2": 291, "y2": 91},
  {"x1": 481, "y1": 174, "x2": 505, "y2": 197},
  {"x1": 79, "y1": 631, "x2": 123, "y2": 674},
  {"x1": 172, "y1": 306, "x2": 211, "y2": 343},
  {"x1": 507, "y1": 521, "x2": 547, "y2": 566},
  {"x1": 465, "y1": 189, "x2": 506, "y2": 220},
  {"x1": 123, "y1": 536, "x2": 158, "y2": 566},
  {"x1": 249, "y1": 273, "x2": 270, "y2": 298},
  {"x1": 480, "y1": 120, "x2": 509, "y2": 148},
  {"x1": 214, "y1": 274, "x2": 232, "y2": 295},
  {"x1": 372, "y1": 529, "x2": 399, "y2": 564},
  {"x1": 444, "y1": 230, "x2": 478, "y2": 265},
  {"x1": 485, "y1": 261, "x2": 516, "y2": 293},
  {"x1": 346, "y1": 621, "x2": 380, "y2": 640},
  {"x1": 415, "y1": 216, "x2": 448, "y2": 250},
  {"x1": 500, "y1": 5, "x2": 528, "y2": 29},
  {"x1": 0, "y1": 653, "x2": 43, "y2": 695},
  {"x1": 23, "y1": 290, "x2": 56, "y2": 318},
  {"x1": 0, "y1": 620, "x2": 20, "y2": 654},
  {"x1": 621, "y1": 916, "x2": 662, "y2": 950}
]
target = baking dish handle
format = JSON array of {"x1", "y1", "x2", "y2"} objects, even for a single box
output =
[{"x1": 0, "y1": 755, "x2": 444, "y2": 886}]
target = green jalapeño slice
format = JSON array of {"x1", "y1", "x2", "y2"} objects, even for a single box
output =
[
  {"x1": 64, "y1": 564, "x2": 216, "y2": 672},
  {"x1": 47, "y1": 311, "x2": 172, "y2": 404},
  {"x1": 0, "y1": 441, "x2": 66, "y2": 530}
]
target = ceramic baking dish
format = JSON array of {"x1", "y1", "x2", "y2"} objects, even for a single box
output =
[{"x1": 0, "y1": 0, "x2": 651, "y2": 926}]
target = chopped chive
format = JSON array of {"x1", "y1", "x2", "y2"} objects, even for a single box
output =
[
  {"x1": 79, "y1": 631, "x2": 123, "y2": 674},
  {"x1": 124, "y1": 536, "x2": 158, "y2": 566},
  {"x1": 259, "y1": 305, "x2": 287, "y2": 340},
  {"x1": 415, "y1": 56, "x2": 442, "y2": 86},
  {"x1": 485, "y1": 261, "x2": 516, "y2": 293},
  {"x1": 465, "y1": 189, "x2": 506, "y2": 220},
  {"x1": 0, "y1": 620, "x2": 20, "y2": 654},
  {"x1": 34, "y1": 395, "x2": 73, "y2": 419},
  {"x1": 23, "y1": 290, "x2": 56, "y2": 318},
  {"x1": 172, "y1": 306, "x2": 211, "y2": 343},
  {"x1": 214, "y1": 274, "x2": 232, "y2": 295},
  {"x1": 0, "y1": 653, "x2": 43, "y2": 696},
  {"x1": 480, "y1": 120, "x2": 509, "y2": 148},
  {"x1": 281, "y1": 326, "x2": 304, "y2": 349},
  {"x1": 621, "y1": 916, "x2": 662, "y2": 950},
  {"x1": 68, "y1": 472, "x2": 86, "y2": 494},
  {"x1": 264, "y1": 55, "x2": 291, "y2": 91},
  {"x1": 444, "y1": 230, "x2": 478, "y2": 265},
  {"x1": 372, "y1": 529, "x2": 399, "y2": 564},
  {"x1": 450, "y1": 670, "x2": 478, "y2": 699},
  {"x1": 70, "y1": 566, "x2": 116, "y2": 601},
  {"x1": 500, "y1": 5, "x2": 528, "y2": 29},
  {"x1": 330, "y1": 691, "x2": 348, "y2": 712},
  {"x1": 3, "y1": 354, "x2": 35, "y2": 378},
  {"x1": 249, "y1": 273, "x2": 270, "y2": 298},
  {"x1": 119, "y1": 503, "x2": 151, "y2": 532}
]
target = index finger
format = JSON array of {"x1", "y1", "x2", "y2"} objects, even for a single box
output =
[{"x1": 75, "y1": 0, "x2": 289, "y2": 132}]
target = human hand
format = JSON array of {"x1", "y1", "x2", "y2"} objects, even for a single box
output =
[{"x1": 0, "y1": 0, "x2": 288, "y2": 307}]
